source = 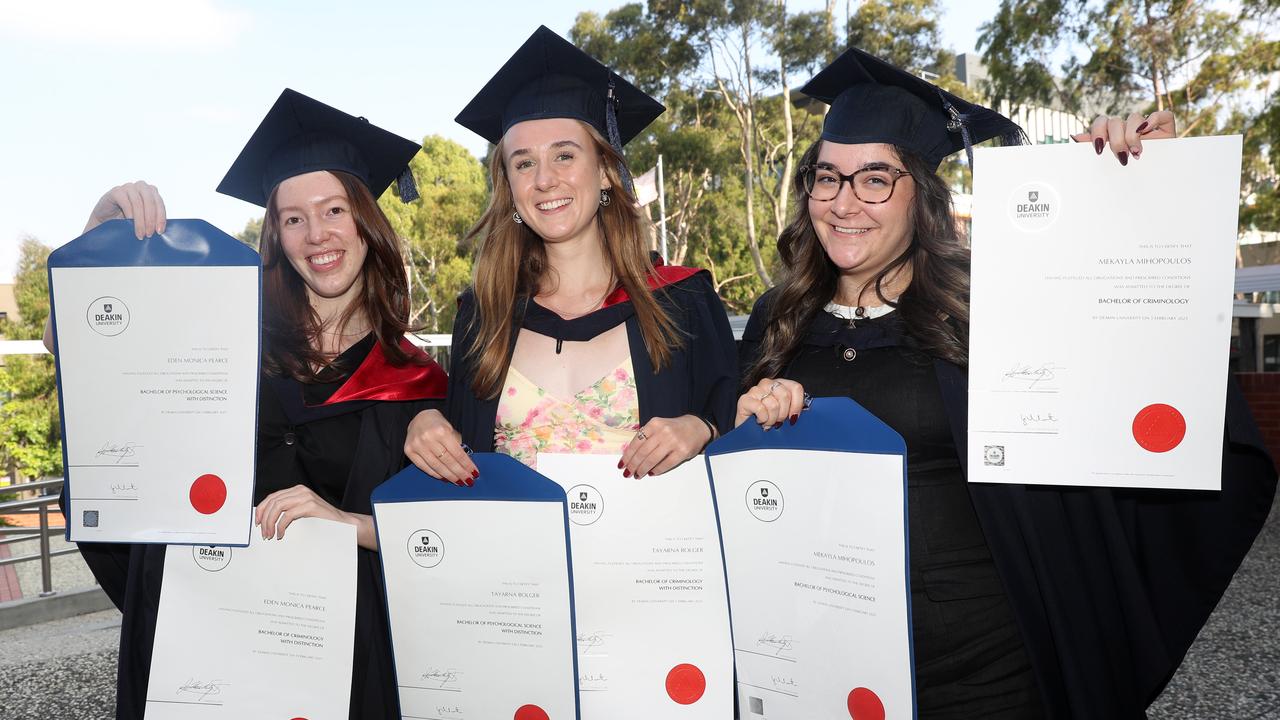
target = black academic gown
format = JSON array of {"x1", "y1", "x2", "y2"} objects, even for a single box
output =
[
  {"x1": 67, "y1": 337, "x2": 447, "y2": 720},
  {"x1": 446, "y1": 267, "x2": 739, "y2": 450},
  {"x1": 740, "y1": 289, "x2": 1277, "y2": 720}
]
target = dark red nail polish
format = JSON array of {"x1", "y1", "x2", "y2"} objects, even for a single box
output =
[
  {"x1": 472, "y1": 469, "x2": 479, "y2": 479},
  {"x1": 1136, "y1": 121, "x2": 1149, "y2": 134},
  {"x1": 773, "y1": 422, "x2": 783, "y2": 430},
  {"x1": 790, "y1": 414, "x2": 798, "y2": 426},
  {"x1": 465, "y1": 478, "x2": 474, "y2": 487},
  {"x1": 623, "y1": 469, "x2": 632, "y2": 478},
  {"x1": 616, "y1": 459, "x2": 624, "y2": 469},
  {"x1": 1094, "y1": 138, "x2": 1104, "y2": 155},
  {"x1": 1118, "y1": 151, "x2": 1128, "y2": 166}
]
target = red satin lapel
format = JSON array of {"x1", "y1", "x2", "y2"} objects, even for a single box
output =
[
  {"x1": 602, "y1": 265, "x2": 703, "y2": 307},
  {"x1": 321, "y1": 338, "x2": 447, "y2": 405}
]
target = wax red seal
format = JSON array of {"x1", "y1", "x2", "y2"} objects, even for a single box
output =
[
  {"x1": 189, "y1": 474, "x2": 227, "y2": 515},
  {"x1": 847, "y1": 687, "x2": 885, "y2": 720},
  {"x1": 665, "y1": 663, "x2": 706, "y2": 704},
  {"x1": 514, "y1": 704, "x2": 549, "y2": 720},
  {"x1": 1132, "y1": 404, "x2": 1186, "y2": 453}
]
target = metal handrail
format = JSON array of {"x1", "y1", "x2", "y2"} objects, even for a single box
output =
[{"x1": 0, "y1": 478, "x2": 67, "y2": 598}]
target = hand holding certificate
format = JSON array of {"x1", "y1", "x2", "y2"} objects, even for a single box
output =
[
  {"x1": 145, "y1": 518, "x2": 356, "y2": 719},
  {"x1": 968, "y1": 137, "x2": 1242, "y2": 489},
  {"x1": 50, "y1": 218, "x2": 260, "y2": 544}
]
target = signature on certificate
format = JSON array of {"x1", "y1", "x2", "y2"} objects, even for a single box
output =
[
  {"x1": 579, "y1": 672, "x2": 609, "y2": 689},
  {"x1": 110, "y1": 482, "x2": 138, "y2": 496},
  {"x1": 1002, "y1": 363, "x2": 1063, "y2": 390},
  {"x1": 96, "y1": 441, "x2": 142, "y2": 464},
  {"x1": 1020, "y1": 412, "x2": 1059, "y2": 427},
  {"x1": 772, "y1": 675, "x2": 799, "y2": 689},
  {"x1": 435, "y1": 705, "x2": 463, "y2": 716},
  {"x1": 421, "y1": 667, "x2": 462, "y2": 688},
  {"x1": 576, "y1": 630, "x2": 610, "y2": 653},
  {"x1": 756, "y1": 631, "x2": 795, "y2": 657},
  {"x1": 176, "y1": 678, "x2": 228, "y2": 701}
]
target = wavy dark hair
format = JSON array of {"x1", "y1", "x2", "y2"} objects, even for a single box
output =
[
  {"x1": 744, "y1": 139, "x2": 971, "y2": 387},
  {"x1": 259, "y1": 170, "x2": 422, "y2": 381}
]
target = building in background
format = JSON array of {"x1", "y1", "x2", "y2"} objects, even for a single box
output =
[{"x1": 0, "y1": 284, "x2": 17, "y2": 329}]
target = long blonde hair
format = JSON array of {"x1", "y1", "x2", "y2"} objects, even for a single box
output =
[{"x1": 466, "y1": 121, "x2": 680, "y2": 399}]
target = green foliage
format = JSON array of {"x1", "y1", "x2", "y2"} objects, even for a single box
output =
[
  {"x1": 0, "y1": 239, "x2": 62, "y2": 480},
  {"x1": 847, "y1": 0, "x2": 952, "y2": 76},
  {"x1": 378, "y1": 135, "x2": 486, "y2": 333},
  {"x1": 236, "y1": 217, "x2": 262, "y2": 250}
]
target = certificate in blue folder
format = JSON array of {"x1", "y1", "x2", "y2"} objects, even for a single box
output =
[
  {"x1": 48, "y1": 219, "x2": 260, "y2": 546},
  {"x1": 706, "y1": 397, "x2": 916, "y2": 720},
  {"x1": 372, "y1": 453, "x2": 581, "y2": 720}
]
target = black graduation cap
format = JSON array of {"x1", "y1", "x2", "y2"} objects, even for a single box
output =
[
  {"x1": 800, "y1": 47, "x2": 1025, "y2": 168},
  {"x1": 216, "y1": 88, "x2": 420, "y2": 208},
  {"x1": 454, "y1": 25, "x2": 663, "y2": 160}
]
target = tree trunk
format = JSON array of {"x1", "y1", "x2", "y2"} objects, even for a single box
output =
[{"x1": 740, "y1": 23, "x2": 773, "y2": 287}]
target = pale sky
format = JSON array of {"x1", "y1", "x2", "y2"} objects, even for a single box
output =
[{"x1": 0, "y1": 0, "x2": 999, "y2": 282}]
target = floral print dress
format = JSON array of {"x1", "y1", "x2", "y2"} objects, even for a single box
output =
[{"x1": 494, "y1": 359, "x2": 641, "y2": 469}]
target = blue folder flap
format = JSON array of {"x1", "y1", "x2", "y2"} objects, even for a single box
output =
[
  {"x1": 47, "y1": 218, "x2": 260, "y2": 268},
  {"x1": 708, "y1": 396, "x2": 906, "y2": 457},
  {"x1": 373, "y1": 452, "x2": 567, "y2": 504}
]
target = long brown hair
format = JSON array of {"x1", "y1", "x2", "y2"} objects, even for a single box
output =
[
  {"x1": 259, "y1": 170, "x2": 420, "y2": 380},
  {"x1": 465, "y1": 121, "x2": 680, "y2": 400},
  {"x1": 744, "y1": 140, "x2": 971, "y2": 387}
]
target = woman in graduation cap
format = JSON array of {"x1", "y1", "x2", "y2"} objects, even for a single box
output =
[
  {"x1": 403, "y1": 26, "x2": 737, "y2": 482},
  {"x1": 64, "y1": 90, "x2": 447, "y2": 719},
  {"x1": 736, "y1": 47, "x2": 1276, "y2": 718}
]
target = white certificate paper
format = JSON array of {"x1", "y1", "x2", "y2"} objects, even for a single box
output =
[
  {"x1": 51, "y1": 221, "x2": 259, "y2": 544},
  {"x1": 145, "y1": 518, "x2": 356, "y2": 719},
  {"x1": 969, "y1": 138, "x2": 1241, "y2": 489},
  {"x1": 709, "y1": 446, "x2": 913, "y2": 720},
  {"x1": 537, "y1": 454, "x2": 734, "y2": 718},
  {"x1": 376, "y1": 498, "x2": 577, "y2": 720}
]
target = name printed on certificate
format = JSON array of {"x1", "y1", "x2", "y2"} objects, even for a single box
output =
[
  {"x1": 374, "y1": 457, "x2": 577, "y2": 720},
  {"x1": 968, "y1": 138, "x2": 1242, "y2": 489},
  {"x1": 51, "y1": 220, "x2": 259, "y2": 544},
  {"x1": 537, "y1": 454, "x2": 734, "y2": 719},
  {"x1": 145, "y1": 518, "x2": 356, "y2": 720}
]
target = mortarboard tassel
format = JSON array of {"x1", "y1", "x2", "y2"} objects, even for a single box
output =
[
  {"x1": 938, "y1": 91, "x2": 975, "y2": 169},
  {"x1": 605, "y1": 80, "x2": 635, "y2": 195},
  {"x1": 395, "y1": 166, "x2": 420, "y2": 203}
]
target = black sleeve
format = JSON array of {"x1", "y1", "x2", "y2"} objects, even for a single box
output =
[
  {"x1": 444, "y1": 289, "x2": 495, "y2": 452},
  {"x1": 681, "y1": 273, "x2": 740, "y2": 436},
  {"x1": 737, "y1": 288, "x2": 778, "y2": 389},
  {"x1": 58, "y1": 485, "x2": 130, "y2": 611},
  {"x1": 1126, "y1": 376, "x2": 1277, "y2": 701}
]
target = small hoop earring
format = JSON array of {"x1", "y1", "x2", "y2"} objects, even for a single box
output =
[
  {"x1": 599, "y1": 190, "x2": 611, "y2": 207},
  {"x1": 513, "y1": 211, "x2": 523, "y2": 224}
]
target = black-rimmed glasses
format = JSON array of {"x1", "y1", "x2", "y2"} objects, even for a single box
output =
[{"x1": 799, "y1": 164, "x2": 912, "y2": 204}]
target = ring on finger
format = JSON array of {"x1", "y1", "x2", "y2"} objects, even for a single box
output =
[
  {"x1": 768, "y1": 381, "x2": 781, "y2": 394},
  {"x1": 636, "y1": 430, "x2": 648, "y2": 441},
  {"x1": 435, "y1": 448, "x2": 446, "y2": 458}
]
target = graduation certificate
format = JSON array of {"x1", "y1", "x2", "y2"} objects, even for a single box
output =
[
  {"x1": 536, "y1": 453, "x2": 734, "y2": 719},
  {"x1": 707, "y1": 398, "x2": 915, "y2": 720},
  {"x1": 145, "y1": 518, "x2": 356, "y2": 719},
  {"x1": 373, "y1": 454, "x2": 579, "y2": 720},
  {"x1": 49, "y1": 219, "x2": 260, "y2": 545},
  {"x1": 968, "y1": 137, "x2": 1241, "y2": 489}
]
